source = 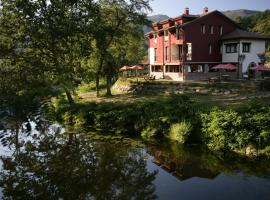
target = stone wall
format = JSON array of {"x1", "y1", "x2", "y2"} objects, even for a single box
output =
[{"x1": 185, "y1": 72, "x2": 237, "y2": 81}]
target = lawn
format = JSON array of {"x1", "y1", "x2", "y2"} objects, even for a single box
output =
[{"x1": 77, "y1": 78, "x2": 270, "y2": 108}]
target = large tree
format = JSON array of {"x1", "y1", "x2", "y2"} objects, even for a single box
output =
[
  {"x1": 0, "y1": 0, "x2": 99, "y2": 105},
  {"x1": 91, "y1": 0, "x2": 151, "y2": 96}
]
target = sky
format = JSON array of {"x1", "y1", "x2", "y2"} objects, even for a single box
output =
[{"x1": 148, "y1": 0, "x2": 270, "y2": 16}]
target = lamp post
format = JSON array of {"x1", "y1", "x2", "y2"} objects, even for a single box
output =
[{"x1": 238, "y1": 54, "x2": 245, "y2": 79}]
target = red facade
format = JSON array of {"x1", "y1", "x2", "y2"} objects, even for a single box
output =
[{"x1": 146, "y1": 8, "x2": 239, "y2": 81}]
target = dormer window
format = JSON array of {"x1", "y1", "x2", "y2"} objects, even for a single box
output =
[
  {"x1": 154, "y1": 33, "x2": 158, "y2": 43},
  {"x1": 164, "y1": 30, "x2": 168, "y2": 36},
  {"x1": 164, "y1": 30, "x2": 169, "y2": 41}
]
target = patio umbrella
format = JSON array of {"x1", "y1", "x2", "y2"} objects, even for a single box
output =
[
  {"x1": 212, "y1": 64, "x2": 236, "y2": 80},
  {"x1": 130, "y1": 65, "x2": 144, "y2": 70},
  {"x1": 130, "y1": 65, "x2": 144, "y2": 82},
  {"x1": 250, "y1": 65, "x2": 270, "y2": 71},
  {"x1": 119, "y1": 65, "x2": 131, "y2": 71},
  {"x1": 212, "y1": 64, "x2": 236, "y2": 70}
]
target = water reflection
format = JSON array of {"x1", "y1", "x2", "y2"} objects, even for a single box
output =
[
  {"x1": 0, "y1": 128, "x2": 157, "y2": 200},
  {"x1": 1, "y1": 115, "x2": 270, "y2": 199},
  {"x1": 147, "y1": 141, "x2": 270, "y2": 181}
]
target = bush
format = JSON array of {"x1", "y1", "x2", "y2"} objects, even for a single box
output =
[
  {"x1": 201, "y1": 108, "x2": 245, "y2": 151},
  {"x1": 259, "y1": 79, "x2": 270, "y2": 91},
  {"x1": 259, "y1": 146, "x2": 270, "y2": 157},
  {"x1": 168, "y1": 121, "x2": 192, "y2": 144}
]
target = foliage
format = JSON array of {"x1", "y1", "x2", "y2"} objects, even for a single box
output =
[
  {"x1": 201, "y1": 108, "x2": 245, "y2": 151},
  {"x1": 259, "y1": 79, "x2": 270, "y2": 91},
  {"x1": 201, "y1": 104, "x2": 270, "y2": 153},
  {"x1": 236, "y1": 9, "x2": 270, "y2": 54},
  {"x1": 55, "y1": 94, "x2": 197, "y2": 138},
  {"x1": 168, "y1": 121, "x2": 192, "y2": 144}
]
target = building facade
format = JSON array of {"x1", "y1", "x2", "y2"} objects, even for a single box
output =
[{"x1": 146, "y1": 8, "x2": 269, "y2": 81}]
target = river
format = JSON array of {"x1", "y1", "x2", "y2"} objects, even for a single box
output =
[{"x1": 0, "y1": 118, "x2": 270, "y2": 199}]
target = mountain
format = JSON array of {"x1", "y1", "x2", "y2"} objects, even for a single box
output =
[
  {"x1": 143, "y1": 14, "x2": 169, "y2": 33},
  {"x1": 144, "y1": 10, "x2": 261, "y2": 33},
  {"x1": 222, "y1": 9, "x2": 261, "y2": 20},
  {"x1": 147, "y1": 14, "x2": 170, "y2": 23}
]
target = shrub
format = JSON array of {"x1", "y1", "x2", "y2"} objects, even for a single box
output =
[
  {"x1": 259, "y1": 79, "x2": 270, "y2": 91},
  {"x1": 259, "y1": 146, "x2": 270, "y2": 157},
  {"x1": 201, "y1": 108, "x2": 244, "y2": 151},
  {"x1": 141, "y1": 127, "x2": 158, "y2": 139},
  {"x1": 168, "y1": 121, "x2": 192, "y2": 144}
]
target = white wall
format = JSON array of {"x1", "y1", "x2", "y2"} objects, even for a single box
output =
[
  {"x1": 240, "y1": 39, "x2": 265, "y2": 73},
  {"x1": 222, "y1": 40, "x2": 239, "y2": 63},
  {"x1": 149, "y1": 48, "x2": 155, "y2": 65},
  {"x1": 222, "y1": 39, "x2": 266, "y2": 74}
]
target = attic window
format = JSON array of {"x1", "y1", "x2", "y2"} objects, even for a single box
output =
[
  {"x1": 210, "y1": 25, "x2": 214, "y2": 34},
  {"x1": 201, "y1": 24, "x2": 206, "y2": 34},
  {"x1": 219, "y1": 26, "x2": 223, "y2": 35},
  {"x1": 164, "y1": 30, "x2": 168, "y2": 36}
]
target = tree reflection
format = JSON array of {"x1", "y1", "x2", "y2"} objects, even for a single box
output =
[
  {"x1": 0, "y1": 131, "x2": 157, "y2": 200},
  {"x1": 147, "y1": 140, "x2": 270, "y2": 181}
]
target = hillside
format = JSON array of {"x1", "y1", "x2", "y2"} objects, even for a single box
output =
[
  {"x1": 222, "y1": 9, "x2": 260, "y2": 20},
  {"x1": 143, "y1": 14, "x2": 169, "y2": 33}
]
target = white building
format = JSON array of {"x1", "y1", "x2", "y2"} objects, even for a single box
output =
[{"x1": 221, "y1": 29, "x2": 270, "y2": 78}]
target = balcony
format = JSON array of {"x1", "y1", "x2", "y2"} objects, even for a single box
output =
[{"x1": 171, "y1": 55, "x2": 184, "y2": 62}]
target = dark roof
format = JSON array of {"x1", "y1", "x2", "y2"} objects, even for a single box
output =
[
  {"x1": 181, "y1": 10, "x2": 240, "y2": 29},
  {"x1": 221, "y1": 29, "x2": 270, "y2": 40}
]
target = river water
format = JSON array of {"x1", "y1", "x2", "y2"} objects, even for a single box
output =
[{"x1": 0, "y1": 120, "x2": 270, "y2": 200}]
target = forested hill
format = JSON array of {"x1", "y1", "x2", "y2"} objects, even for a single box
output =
[
  {"x1": 145, "y1": 9, "x2": 260, "y2": 33},
  {"x1": 222, "y1": 9, "x2": 260, "y2": 20}
]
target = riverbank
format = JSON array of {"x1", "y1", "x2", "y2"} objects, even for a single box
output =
[{"x1": 53, "y1": 78, "x2": 270, "y2": 157}]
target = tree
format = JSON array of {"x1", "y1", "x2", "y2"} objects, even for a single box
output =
[
  {"x1": 91, "y1": 0, "x2": 151, "y2": 96},
  {"x1": 0, "y1": 0, "x2": 99, "y2": 104}
]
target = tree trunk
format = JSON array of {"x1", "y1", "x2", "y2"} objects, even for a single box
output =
[
  {"x1": 106, "y1": 75, "x2": 112, "y2": 96},
  {"x1": 96, "y1": 73, "x2": 100, "y2": 97},
  {"x1": 63, "y1": 86, "x2": 74, "y2": 105},
  {"x1": 96, "y1": 59, "x2": 104, "y2": 97}
]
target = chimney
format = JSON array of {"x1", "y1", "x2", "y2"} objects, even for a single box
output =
[
  {"x1": 203, "y1": 7, "x2": 208, "y2": 15},
  {"x1": 184, "y1": 7, "x2": 189, "y2": 15}
]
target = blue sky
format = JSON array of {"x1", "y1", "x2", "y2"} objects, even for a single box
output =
[{"x1": 149, "y1": 0, "x2": 270, "y2": 16}]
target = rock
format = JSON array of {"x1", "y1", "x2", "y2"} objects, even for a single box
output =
[
  {"x1": 224, "y1": 91, "x2": 231, "y2": 95},
  {"x1": 245, "y1": 145, "x2": 257, "y2": 156}
]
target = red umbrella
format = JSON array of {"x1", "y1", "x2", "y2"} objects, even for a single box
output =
[
  {"x1": 212, "y1": 64, "x2": 236, "y2": 81},
  {"x1": 212, "y1": 64, "x2": 236, "y2": 70},
  {"x1": 250, "y1": 65, "x2": 270, "y2": 71},
  {"x1": 130, "y1": 65, "x2": 144, "y2": 82},
  {"x1": 130, "y1": 65, "x2": 144, "y2": 70},
  {"x1": 120, "y1": 65, "x2": 131, "y2": 71}
]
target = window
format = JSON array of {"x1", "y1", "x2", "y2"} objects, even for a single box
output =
[
  {"x1": 189, "y1": 64, "x2": 204, "y2": 73},
  {"x1": 225, "y1": 43, "x2": 237, "y2": 53},
  {"x1": 209, "y1": 44, "x2": 212, "y2": 55},
  {"x1": 242, "y1": 43, "x2": 251, "y2": 53},
  {"x1": 154, "y1": 33, "x2": 158, "y2": 43},
  {"x1": 210, "y1": 25, "x2": 214, "y2": 34},
  {"x1": 219, "y1": 26, "x2": 223, "y2": 35},
  {"x1": 164, "y1": 30, "x2": 169, "y2": 41},
  {"x1": 165, "y1": 66, "x2": 180, "y2": 73},
  {"x1": 164, "y1": 30, "x2": 168, "y2": 36},
  {"x1": 165, "y1": 46, "x2": 169, "y2": 61},
  {"x1": 154, "y1": 48, "x2": 157, "y2": 61},
  {"x1": 151, "y1": 65, "x2": 162, "y2": 72},
  {"x1": 201, "y1": 24, "x2": 205, "y2": 34}
]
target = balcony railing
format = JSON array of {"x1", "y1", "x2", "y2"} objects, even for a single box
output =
[{"x1": 171, "y1": 55, "x2": 184, "y2": 62}]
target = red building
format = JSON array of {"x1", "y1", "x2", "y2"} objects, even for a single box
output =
[{"x1": 146, "y1": 8, "x2": 239, "y2": 81}]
